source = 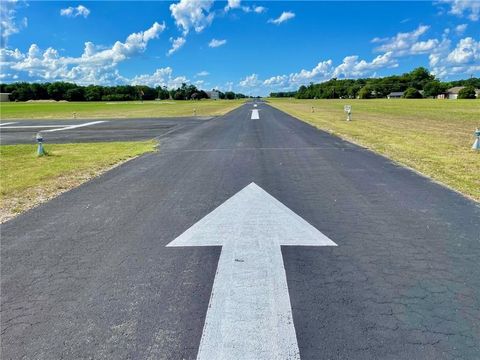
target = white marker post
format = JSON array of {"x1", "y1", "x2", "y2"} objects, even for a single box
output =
[
  {"x1": 344, "y1": 105, "x2": 352, "y2": 121},
  {"x1": 473, "y1": 128, "x2": 480, "y2": 151},
  {"x1": 167, "y1": 183, "x2": 337, "y2": 360}
]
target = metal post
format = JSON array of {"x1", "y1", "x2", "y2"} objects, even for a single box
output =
[
  {"x1": 473, "y1": 128, "x2": 480, "y2": 150},
  {"x1": 36, "y1": 132, "x2": 45, "y2": 156}
]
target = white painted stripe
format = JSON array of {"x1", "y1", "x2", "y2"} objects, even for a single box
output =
[
  {"x1": 167, "y1": 183, "x2": 337, "y2": 360},
  {"x1": 0, "y1": 125, "x2": 68, "y2": 129},
  {"x1": 251, "y1": 109, "x2": 260, "y2": 120},
  {"x1": 0, "y1": 122, "x2": 17, "y2": 127},
  {"x1": 43, "y1": 121, "x2": 106, "y2": 132}
]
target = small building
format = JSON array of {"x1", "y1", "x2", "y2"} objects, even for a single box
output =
[
  {"x1": 206, "y1": 90, "x2": 220, "y2": 100},
  {"x1": 0, "y1": 93, "x2": 11, "y2": 102},
  {"x1": 440, "y1": 86, "x2": 480, "y2": 99},
  {"x1": 387, "y1": 91, "x2": 404, "y2": 99}
]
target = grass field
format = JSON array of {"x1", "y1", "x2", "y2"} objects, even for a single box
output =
[
  {"x1": 0, "y1": 141, "x2": 156, "y2": 222},
  {"x1": 0, "y1": 99, "x2": 244, "y2": 120},
  {"x1": 268, "y1": 98, "x2": 480, "y2": 201}
]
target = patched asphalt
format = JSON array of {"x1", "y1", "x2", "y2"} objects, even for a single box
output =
[{"x1": 1, "y1": 102, "x2": 479, "y2": 359}]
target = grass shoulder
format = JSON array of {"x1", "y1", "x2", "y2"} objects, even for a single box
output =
[
  {"x1": 268, "y1": 98, "x2": 480, "y2": 201},
  {"x1": 0, "y1": 140, "x2": 156, "y2": 222}
]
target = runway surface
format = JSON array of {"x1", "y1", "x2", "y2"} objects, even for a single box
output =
[{"x1": 2, "y1": 102, "x2": 479, "y2": 359}]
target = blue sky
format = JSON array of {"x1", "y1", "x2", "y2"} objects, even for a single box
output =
[{"x1": 1, "y1": 1, "x2": 479, "y2": 95}]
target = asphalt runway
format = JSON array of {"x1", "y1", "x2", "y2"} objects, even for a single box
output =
[
  {"x1": 1, "y1": 102, "x2": 479, "y2": 359},
  {"x1": 0, "y1": 117, "x2": 208, "y2": 144}
]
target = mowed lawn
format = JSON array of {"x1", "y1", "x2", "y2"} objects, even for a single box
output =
[
  {"x1": 268, "y1": 98, "x2": 480, "y2": 201},
  {"x1": 0, "y1": 99, "x2": 244, "y2": 120},
  {"x1": 0, "y1": 141, "x2": 156, "y2": 222}
]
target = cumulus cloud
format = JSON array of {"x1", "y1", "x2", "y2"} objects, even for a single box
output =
[
  {"x1": 373, "y1": 25, "x2": 431, "y2": 55},
  {"x1": 1, "y1": 22, "x2": 165, "y2": 84},
  {"x1": 208, "y1": 38, "x2": 227, "y2": 48},
  {"x1": 225, "y1": 0, "x2": 241, "y2": 11},
  {"x1": 253, "y1": 6, "x2": 267, "y2": 14},
  {"x1": 446, "y1": 37, "x2": 479, "y2": 63},
  {"x1": 170, "y1": 0, "x2": 214, "y2": 35},
  {"x1": 239, "y1": 73, "x2": 260, "y2": 87},
  {"x1": 225, "y1": 0, "x2": 267, "y2": 14},
  {"x1": 167, "y1": 36, "x2": 186, "y2": 56},
  {"x1": 268, "y1": 11, "x2": 295, "y2": 25},
  {"x1": 1, "y1": 0, "x2": 27, "y2": 47},
  {"x1": 439, "y1": 0, "x2": 480, "y2": 21},
  {"x1": 60, "y1": 5, "x2": 90, "y2": 18},
  {"x1": 131, "y1": 67, "x2": 188, "y2": 88},
  {"x1": 455, "y1": 23, "x2": 468, "y2": 35}
]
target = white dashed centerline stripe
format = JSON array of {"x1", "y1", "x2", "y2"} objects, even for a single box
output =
[
  {"x1": 43, "y1": 121, "x2": 107, "y2": 132},
  {"x1": 167, "y1": 183, "x2": 337, "y2": 360},
  {"x1": 0, "y1": 122, "x2": 18, "y2": 127},
  {"x1": 251, "y1": 109, "x2": 260, "y2": 120}
]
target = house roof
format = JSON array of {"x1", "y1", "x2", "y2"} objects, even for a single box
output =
[
  {"x1": 447, "y1": 86, "x2": 480, "y2": 94},
  {"x1": 388, "y1": 92, "x2": 404, "y2": 96}
]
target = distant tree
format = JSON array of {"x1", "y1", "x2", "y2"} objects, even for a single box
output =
[
  {"x1": 65, "y1": 87, "x2": 85, "y2": 101},
  {"x1": 156, "y1": 86, "x2": 170, "y2": 100},
  {"x1": 84, "y1": 85, "x2": 103, "y2": 101},
  {"x1": 423, "y1": 81, "x2": 446, "y2": 98},
  {"x1": 47, "y1": 82, "x2": 76, "y2": 100},
  {"x1": 403, "y1": 87, "x2": 423, "y2": 99},
  {"x1": 457, "y1": 86, "x2": 477, "y2": 99},
  {"x1": 358, "y1": 86, "x2": 373, "y2": 99},
  {"x1": 225, "y1": 91, "x2": 235, "y2": 100}
]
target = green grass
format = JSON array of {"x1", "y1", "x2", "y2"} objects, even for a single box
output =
[
  {"x1": 0, "y1": 141, "x2": 156, "y2": 221},
  {"x1": 0, "y1": 99, "x2": 244, "y2": 120},
  {"x1": 268, "y1": 98, "x2": 480, "y2": 201}
]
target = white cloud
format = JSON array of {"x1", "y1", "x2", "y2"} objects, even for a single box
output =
[
  {"x1": 333, "y1": 52, "x2": 398, "y2": 78},
  {"x1": 374, "y1": 25, "x2": 431, "y2": 55},
  {"x1": 131, "y1": 67, "x2": 188, "y2": 88},
  {"x1": 410, "y1": 39, "x2": 440, "y2": 53},
  {"x1": 169, "y1": 0, "x2": 214, "y2": 35},
  {"x1": 440, "y1": 0, "x2": 480, "y2": 21},
  {"x1": 446, "y1": 37, "x2": 480, "y2": 63},
  {"x1": 268, "y1": 11, "x2": 295, "y2": 25},
  {"x1": 208, "y1": 38, "x2": 227, "y2": 48},
  {"x1": 1, "y1": 22, "x2": 165, "y2": 84},
  {"x1": 1, "y1": 0, "x2": 27, "y2": 47},
  {"x1": 253, "y1": 6, "x2": 267, "y2": 14},
  {"x1": 225, "y1": 0, "x2": 241, "y2": 11},
  {"x1": 167, "y1": 36, "x2": 186, "y2": 56},
  {"x1": 239, "y1": 73, "x2": 260, "y2": 87},
  {"x1": 225, "y1": 1, "x2": 267, "y2": 14},
  {"x1": 455, "y1": 23, "x2": 468, "y2": 35},
  {"x1": 60, "y1": 5, "x2": 90, "y2": 18},
  {"x1": 196, "y1": 70, "x2": 209, "y2": 76}
]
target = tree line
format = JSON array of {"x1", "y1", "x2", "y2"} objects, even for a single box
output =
[
  {"x1": 270, "y1": 68, "x2": 479, "y2": 99},
  {"x1": 0, "y1": 82, "x2": 249, "y2": 102}
]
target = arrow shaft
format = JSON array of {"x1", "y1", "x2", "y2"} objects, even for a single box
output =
[{"x1": 197, "y1": 241, "x2": 300, "y2": 360}]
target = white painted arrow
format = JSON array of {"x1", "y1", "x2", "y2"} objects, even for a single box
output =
[{"x1": 167, "y1": 183, "x2": 337, "y2": 360}]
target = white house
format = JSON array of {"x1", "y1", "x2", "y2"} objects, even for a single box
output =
[
  {"x1": 206, "y1": 90, "x2": 220, "y2": 100},
  {"x1": 439, "y1": 86, "x2": 480, "y2": 99},
  {"x1": 0, "y1": 93, "x2": 11, "y2": 102},
  {"x1": 387, "y1": 91, "x2": 404, "y2": 99}
]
